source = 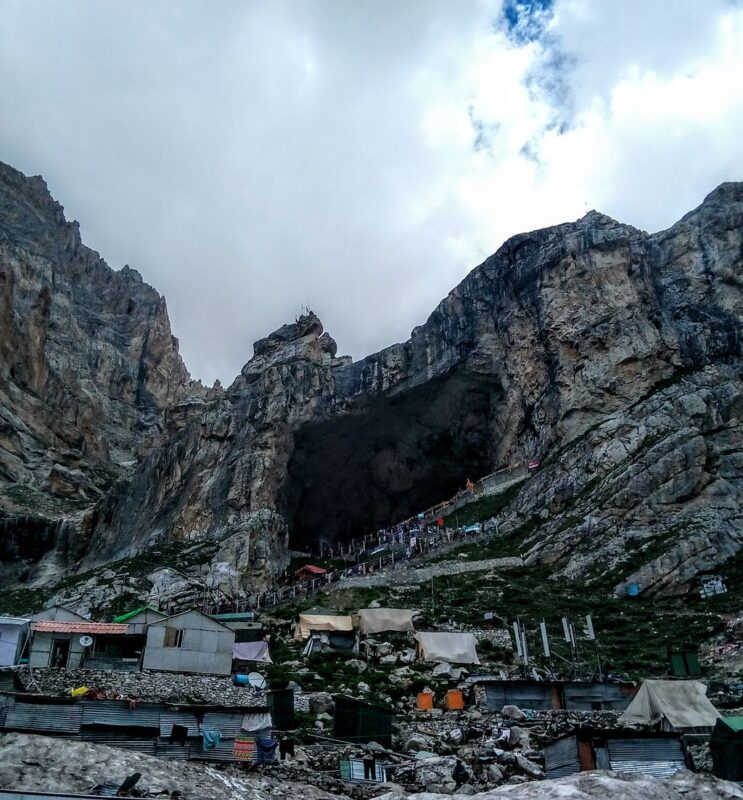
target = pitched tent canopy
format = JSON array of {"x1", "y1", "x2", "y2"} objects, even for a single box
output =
[
  {"x1": 618, "y1": 680, "x2": 721, "y2": 731},
  {"x1": 233, "y1": 641, "x2": 272, "y2": 663},
  {"x1": 294, "y1": 607, "x2": 354, "y2": 640},
  {"x1": 357, "y1": 608, "x2": 415, "y2": 635},
  {"x1": 414, "y1": 631, "x2": 480, "y2": 665}
]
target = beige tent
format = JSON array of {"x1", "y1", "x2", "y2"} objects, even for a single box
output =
[
  {"x1": 357, "y1": 608, "x2": 415, "y2": 635},
  {"x1": 414, "y1": 631, "x2": 480, "y2": 665},
  {"x1": 294, "y1": 607, "x2": 354, "y2": 640},
  {"x1": 618, "y1": 680, "x2": 721, "y2": 731}
]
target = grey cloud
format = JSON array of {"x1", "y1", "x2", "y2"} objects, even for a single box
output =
[{"x1": 0, "y1": 0, "x2": 741, "y2": 383}]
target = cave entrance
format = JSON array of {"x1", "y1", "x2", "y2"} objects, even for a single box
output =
[{"x1": 281, "y1": 369, "x2": 503, "y2": 549}]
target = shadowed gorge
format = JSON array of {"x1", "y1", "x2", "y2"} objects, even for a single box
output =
[{"x1": 281, "y1": 369, "x2": 503, "y2": 546}]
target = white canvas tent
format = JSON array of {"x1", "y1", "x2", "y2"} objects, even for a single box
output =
[
  {"x1": 414, "y1": 631, "x2": 480, "y2": 665},
  {"x1": 233, "y1": 641, "x2": 272, "y2": 663},
  {"x1": 618, "y1": 680, "x2": 721, "y2": 731},
  {"x1": 294, "y1": 607, "x2": 354, "y2": 640},
  {"x1": 357, "y1": 608, "x2": 415, "y2": 635}
]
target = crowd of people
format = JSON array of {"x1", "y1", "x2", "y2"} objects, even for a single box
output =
[
  {"x1": 200, "y1": 464, "x2": 528, "y2": 617},
  {"x1": 205, "y1": 499, "x2": 496, "y2": 616}
]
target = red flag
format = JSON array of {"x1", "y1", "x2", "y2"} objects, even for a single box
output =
[{"x1": 437, "y1": 516, "x2": 444, "y2": 527}]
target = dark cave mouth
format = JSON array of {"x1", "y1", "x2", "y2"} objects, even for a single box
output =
[{"x1": 280, "y1": 369, "x2": 503, "y2": 549}]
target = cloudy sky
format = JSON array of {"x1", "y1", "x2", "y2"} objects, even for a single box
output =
[{"x1": 1, "y1": 1, "x2": 742, "y2": 384}]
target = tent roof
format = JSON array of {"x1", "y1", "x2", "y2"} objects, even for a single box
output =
[
  {"x1": 357, "y1": 608, "x2": 415, "y2": 634},
  {"x1": 618, "y1": 680, "x2": 721, "y2": 730},
  {"x1": 112, "y1": 606, "x2": 165, "y2": 623},
  {"x1": 233, "y1": 641, "x2": 272, "y2": 663},
  {"x1": 295, "y1": 609, "x2": 354, "y2": 640},
  {"x1": 414, "y1": 631, "x2": 480, "y2": 665},
  {"x1": 296, "y1": 564, "x2": 327, "y2": 575}
]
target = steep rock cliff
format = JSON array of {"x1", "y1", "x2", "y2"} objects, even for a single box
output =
[
  {"x1": 76, "y1": 183, "x2": 743, "y2": 598},
  {"x1": 1, "y1": 160, "x2": 742, "y2": 601},
  {"x1": 0, "y1": 161, "x2": 204, "y2": 583}
]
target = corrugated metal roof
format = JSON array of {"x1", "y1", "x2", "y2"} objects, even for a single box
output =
[
  {"x1": 31, "y1": 621, "x2": 131, "y2": 635},
  {"x1": 0, "y1": 694, "x2": 9, "y2": 727},
  {"x1": 196, "y1": 738, "x2": 245, "y2": 762},
  {"x1": 112, "y1": 606, "x2": 164, "y2": 623},
  {"x1": 5, "y1": 702, "x2": 82, "y2": 734},
  {"x1": 81, "y1": 700, "x2": 160, "y2": 729},
  {"x1": 154, "y1": 741, "x2": 193, "y2": 760},
  {"x1": 0, "y1": 617, "x2": 30, "y2": 625},
  {"x1": 0, "y1": 792, "x2": 116, "y2": 800},
  {"x1": 607, "y1": 738, "x2": 685, "y2": 777},
  {"x1": 544, "y1": 735, "x2": 580, "y2": 778},
  {"x1": 159, "y1": 711, "x2": 200, "y2": 738},
  {"x1": 202, "y1": 711, "x2": 245, "y2": 738},
  {"x1": 80, "y1": 730, "x2": 157, "y2": 754}
]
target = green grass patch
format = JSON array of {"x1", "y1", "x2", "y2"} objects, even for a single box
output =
[{"x1": 443, "y1": 481, "x2": 526, "y2": 528}]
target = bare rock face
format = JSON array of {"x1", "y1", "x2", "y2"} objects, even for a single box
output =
[
  {"x1": 1, "y1": 159, "x2": 742, "y2": 601},
  {"x1": 0, "y1": 161, "x2": 203, "y2": 584}
]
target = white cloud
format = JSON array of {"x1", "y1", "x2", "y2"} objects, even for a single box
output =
[{"x1": 0, "y1": 0, "x2": 741, "y2": 383}]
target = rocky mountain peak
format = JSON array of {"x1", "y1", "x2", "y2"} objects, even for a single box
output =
[
  {"x1": 0, "y1": 162, "x2": 196, "y2": 585},
  {"x1": 1, "y1": 164, "x2": 742, "y2": 607}
]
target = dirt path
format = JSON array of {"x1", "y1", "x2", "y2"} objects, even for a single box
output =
[{"x1": 332, "y1": 555, "x2": 523, "y2": 589}]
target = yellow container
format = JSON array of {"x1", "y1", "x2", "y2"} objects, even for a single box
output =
[
  {"x1": 444, "y1": 689, "x2": 464, "y2": 710},
  {"x1": 416, "y1": 692, "x2": 434, "y2": 710}
]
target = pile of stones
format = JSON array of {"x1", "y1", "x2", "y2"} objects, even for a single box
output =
[{"x1": 20, "y1": 668, "x2": 265, "y2": 706}]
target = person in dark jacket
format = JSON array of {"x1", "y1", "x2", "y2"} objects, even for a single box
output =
[
  {"x1": 362, "y1": 748, "x2": 376, "y2": 781},
  {"x1": 452, "y1": 758, "x2": 468, "y2": 787}
]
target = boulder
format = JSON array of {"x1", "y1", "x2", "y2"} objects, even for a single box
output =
[
  {"x1": 308, "y1": 692, "x2": 334, "y2": 715},
  {"x1": 501, "y1": 705, "x2": 525, "y2": 720}
]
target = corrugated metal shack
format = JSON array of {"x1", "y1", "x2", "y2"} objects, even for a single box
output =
[
  {"x1": 710, "y1": 716, "x2": 743, "y2": 781},
  {"x1": 333, "y1": 695, "x2": 394, "y2": 748},
  {"x1": 143, "y1": 610, "x2": 235, "y2": 676},
  {"x1": 470, "y1": 678, "x2": 634, "y2": 712},
  {"x1": 0, "y1": 617, "x2": 30, "y2": 667},
  {"x1": 28, "y1": 622, "x2": 141, "y2": 671},
  {"x1": 543, "y1": 729, "x2": 688, "y2": 779},
  {"x1": 0, "y1": 693, "x2": 274, "y2": 764},
  {"x1": 212, "y1": 612, "x2": 263, "y2": 643}
]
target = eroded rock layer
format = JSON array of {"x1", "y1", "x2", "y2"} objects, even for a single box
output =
[{"x1": 0, "y1": 159, "x2": 742, "y2": 598}]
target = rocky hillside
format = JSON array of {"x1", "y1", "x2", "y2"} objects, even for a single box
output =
[{"x1": 0, "y1": 160, "x2": 741, "y2": 602}]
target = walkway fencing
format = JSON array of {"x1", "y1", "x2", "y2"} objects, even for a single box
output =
[{"x1": 191, "y1": 462, "x2": 528, "y2": 617}]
